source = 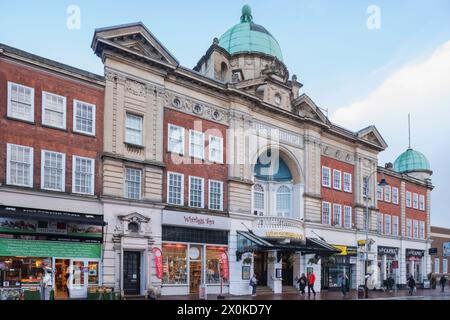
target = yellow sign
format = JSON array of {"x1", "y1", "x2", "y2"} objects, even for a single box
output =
[
  {"x1": 333, "y1": 245, "x2": 347, "y2": 256},
  {"x1": 265, "y1": 231, "x2": 304, "y2": 240},
  {"x1": 357, "y1": 240, "x2": 366, "y2": 246}
]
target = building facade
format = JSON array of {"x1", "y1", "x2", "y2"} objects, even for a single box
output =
[
  {"x1": 430, "y1": 226, "x2": 450, "y2": 277},
  {"x1": 0, "y1": 5, "x2": 435, "y2": 299},
  {"x1": 0, "y1": 43, "x2": 105, "y2": 299}
]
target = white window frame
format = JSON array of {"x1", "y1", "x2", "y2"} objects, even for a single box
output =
[
  {"x1": 6, "y1": 143, "x2": 34, "y2": 187},
  {"x1": 343, "y1": 172, "x2": 352, "y2": 193},
  {"x1": 253, "y1": 184, "x2": 265, "y2": 215},
  {"x1": 322, "y1": 201, "x2": 331, "y2": 225},
  {"x1": 443, "y1": 259, "x2": 448, "y2": 274},
  {"x1": 406, "y1": 219, "x2": 412, "y2": 238},
  {"x1": 208, "y1": 135, "x2": 223, "y2": 163},
  {"x1": 167, "y1": 124, "x2": 185, "y2": 155},
  {"x1": 72, "y1": 155, "x2": 95, "y2": 195},
  {"x1": 208, "y1": 180, "x2": 223, "y2": 211},
  {"x1": 189, "y1": 130, "x2": 205, "y2": 160},
  {"x1": 42, "y1": 91, "x2": 67, "y2": 129},
  {"x1": 332, "y1": 204, "x2": 342, "y2": 227},
  {"x1": 384, "y1": 186, "x2": 391, "y2": 203},
  {"x1": 40, "y1": 150, "x2": 66, "y2": 192},
  {"x1": 125, "y1": 113, "x2": 143, "y2": 146},
  {"x1": 167, "y1": 172, "x2": 184, "y2": 206},
  {"x1": 419, "y1": 195, "x2": 425, "y2": 211},
  {"x1": 322, "y1": 166, "x2": 331, "y2": 188},
  {"x1": 7, "y1": 82, "x2": 35, "y2": 122},
  {"x1": 419, "y1": 221, "x2": 425, "y2": 239},
  {"x1": 333, "y1": 169, "x2": 342, "y2": 190},
  {"x1": 344, "y1": 206, "x2": 352, "y2": 229},
  {"x1": 73, "y1": 99, "x2": 96, "y2": 136},
  {"x1": 393, "y1": 216, "x2": 399, "y2": 236},
  {"x1": 124, "y1": 167, "x2": 142, "y2": 200},
  {"x1": 392, "y1": 187, "x2": 399, "y2": 205},
  {"x1": 384, "y1": 214, "x2": 391, "y2": 235},
  {"x1": 377, "y1": 185, "x2": 383, "y2": 201},
  {"x1": 406, "y1": 191, "x2": 412, "y2": 208},
  {"x1": 413, "y1": 193, "x2": 419, "y2": 209},
  {"x1": 189, "y1": 176, "x2": 204, "y2": 208},
  {"x1": 413, "y1": 220, "x2": 419, "y2": 238},
  {"x1": 435, "y1": 258, "x2": 440, "y2": 274},
  {"x1": 276, "y1": 185, "x2": 292, "y2": 218}
]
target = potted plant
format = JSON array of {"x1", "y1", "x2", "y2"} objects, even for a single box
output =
[
  {"x1": 308, "y1": 254, "x2": 320, "y2": 265},
  {"x1": 147, "y1": 286, "x2": 161, "y2": 300},
  {"x1": 267, "y1": 256, "x2": 276, "y2": 263},
  {"x1": 242, "y1": 256, "x2": 253, "y2": 265}
]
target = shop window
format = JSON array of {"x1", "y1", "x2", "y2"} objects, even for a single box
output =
[
  {"x1": 88, "y1": 261, "x2": 99, "y2": 284},
  {"x1": 276, "y1": 185, "x2": 291, "y2": 217},
  {"x1": 42, "y1": 91, "x2": 66, "y2": 129},
  {"x1": 72, "y1": 261, "x2": 84, "y2": 285},
  {"x1": 168, "y1": 124, "x2": 185, "y2": 155},
  {"x1": 162, "y1": 244, "x2": 188, "y2": 285},
  {"x1": 73, "y1": 100, "x2": 95, "y2": 136},
  {"x1": 7, "y1": 82, "x2": 34, "y2": 122},
  {"x1": 206, "y1": 246, "x2": 228, "y2": 284},
  {"x1": 0, "y1": 257, "x2": 50, "y2": 287},
  {"x1": 189, "y1": 130, "x2": 204, "y2": 159},
  {"x1": 332, "y1": 170, "x2": 341, "y2": 190}
]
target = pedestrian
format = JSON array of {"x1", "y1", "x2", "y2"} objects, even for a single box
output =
[
  {"x1": 297, "y1": 273, "x2": 307, "y2": 295},
  {"x1": 387, "y1": 275, "x2": 395, "y2": 293},
  {"x1": 307, "y1": 271, "x2": 316, "y2": 298},
  {"x1": 249, "y1": 274, "x2": 258, "y2": 297},
  {"x1": 439, "y1": 275, "x2": 447, "y2": 293},
  {"x1": 407, "y1": 275, "x2": 416, "y2": 296},
  {"x1": 340, "y1": 273, "x2": 349, "y2": 298}
]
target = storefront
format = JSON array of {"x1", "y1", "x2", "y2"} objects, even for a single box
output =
[
  {"x1": 0, "y1": 205, "x2": 105, "y2": 300},
  {"x1": 321, "y1": 245, "x2": 357, "y2": 290},
  {"x1": 377, "y1": 246, "x2": 399, "y2": 287},
  {"x1": 406, "y1": 248, "x2": 425, "y2": 284},
  {"x1": 161, "y1": 211, "x2": 231, "y2": 296}
]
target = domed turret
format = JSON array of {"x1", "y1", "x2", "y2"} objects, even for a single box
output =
[
  {"x1": 218, "y1": 5, "x2": 283, "y2": 61},
  {"x1": 394, "y1": 148, "x2": 432, "y2": 180}
]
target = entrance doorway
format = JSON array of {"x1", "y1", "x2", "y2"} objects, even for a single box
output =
[
  {"x1": 282, "y1": 253, "x2": 294, "y2": 286},
  {"x1": 253, "y1": 252, "x2": 267, "y2": 286},
  {"x1": 123, "y1": 251, "x2": 141, "y2": 295},
  {"x1": 189, "y1": 261, "x2": 202, "y2": 294},
  {"x1": 55, "y1": 259, "x2": 70, "y2": 299}
]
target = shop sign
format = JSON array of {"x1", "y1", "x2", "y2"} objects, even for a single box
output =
[
  {"x1": 162, "y1": 211, "x2": 231, "y2": 231},
  {"x1": 357, "y1": 240, "x2": 366, "y2": 247},
  {"x1": 219, "y1": 252, "x2": 229, "y2": 280},
  {"x1": 444, "y1": 242, "x2": 450, "y2": 257},
  {"x1": 152, "y1": 247, "x2": 163, "y2": 279},
  {"x1": 264, "y1": 231, "x2": 303, "y2": 240},
  {"x1": 406, "y1": 249, "x2": 424, "y2": 258},
  {"x1": 378, "y1": 246, "x2": 398, "y2": 256},
  {"x1": 333, "y1": 245, "x2": 347, "y2": 256},
  {"x1": 428, "y1": 248, "x2": 438, "y2": 255},
  {"x1": 0, "y1": 238, "x2": 101, "y2": 259}
]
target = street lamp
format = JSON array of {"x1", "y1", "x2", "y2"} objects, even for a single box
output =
[{"x1": 363, "y1": 171, "x2": 388, "y2": 293}]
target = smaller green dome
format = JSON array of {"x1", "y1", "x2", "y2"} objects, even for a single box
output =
[{"x1": 393, "y1": 148, "x2": 431, "y2": 173}]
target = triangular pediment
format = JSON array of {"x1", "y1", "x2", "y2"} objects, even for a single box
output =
[
  {"x1": 118, "y1": 211, "x2": 150, "y2": 223},
  {"x1": 357, "y1": 125, "x2": 388, "y2": 150},
  {"x1": 92, "y1": 22, "x2": 179, "y2": 67},
  {"x1": 292, "y1": 94, "x2": 330, "y2": 125}
]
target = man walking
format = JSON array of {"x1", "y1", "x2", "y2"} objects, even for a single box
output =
[
  {"x1": 439, "y1": 275, "x2": 447, "y2": 293},
  {"x1": 340, "y1": 273, "x2": 349, "y2": 298},
  {"x1": 307, "y1": 271, "x2": 316, "y2": 298},
  {"x1": 297, "y1": 273, "x2": 307, "y2": 295},
  {"x1": 407, "y1": 275, "x2": 416, "y2": 296}
]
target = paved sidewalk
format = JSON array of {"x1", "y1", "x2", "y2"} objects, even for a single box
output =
[{"x1": 159, "y1": 288, "x2": 450, "y2": 300}]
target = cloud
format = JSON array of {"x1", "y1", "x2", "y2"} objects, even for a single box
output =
[{"x1": 330, "y1": 40, "x2": 450, "y2": 227}]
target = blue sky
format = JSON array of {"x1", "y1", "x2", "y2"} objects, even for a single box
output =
[{"x1": 1, "y1": 1, "x2": 449, "y2": 227}]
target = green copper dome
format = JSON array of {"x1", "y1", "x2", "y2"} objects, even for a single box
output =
[
  {"x1": 219, "y1": 5, "x2": 283, "y2": 61},
  {"x1": 393, "y1": 149, "x2": 431, "y2": 173}
]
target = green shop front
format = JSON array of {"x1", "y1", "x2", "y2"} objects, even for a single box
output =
[{"x1": 0, "y1": 205, "x2": 105, "y2": 300}]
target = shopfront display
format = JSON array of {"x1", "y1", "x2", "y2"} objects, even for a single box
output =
[
  {"x1": 0, "y1": 205, "x2": 105, "y2": 299},
  {"x1": 321, "y1": 245, "x2": 357, "y2": 290},
  {"x1": 406, "y1": 249, "x2": 425, "y2": 283},
  {"x1": 377, "y1": 246, "x2": 399, "y2": 287}
]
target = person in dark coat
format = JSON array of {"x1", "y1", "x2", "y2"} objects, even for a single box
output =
[
  {"x1": 297, "y1": 273, "x2": 307, "y2": 295},
  {"x1": 387, "y1": 275, "x2": 395, "y2": 293},
  {"x1": 439, "y1": 275, "x2": 447, "y2": 293},
  {"x1": 407, "y1": 275, "x2": 416, "y2": 295},
  {"x1": 340, "y1": 273, "x2": 349, "y2": 298}
]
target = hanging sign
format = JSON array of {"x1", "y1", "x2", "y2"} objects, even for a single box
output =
[
  {"x1": 152, "y1": 247, "x2": 163, "y2": 279},
  {"x1": 219, "y1": 252, "x2": 229, "y2": 280}
]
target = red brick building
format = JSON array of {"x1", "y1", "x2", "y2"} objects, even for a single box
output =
[{"x1": 430, "y1": 226, "x2": 450, "y2": 277}]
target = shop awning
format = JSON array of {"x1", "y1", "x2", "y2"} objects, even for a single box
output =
[
  {"x1": 237, "y1": 231, "x2": 340, "y2": 255},
  {"x1": 0, "y1": 205, "x2": 106, "y2": 226}
]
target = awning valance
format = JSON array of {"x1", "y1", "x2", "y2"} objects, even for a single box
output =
[{"x1": 0, "y1": 205, "x2": 106, "y2": 226}]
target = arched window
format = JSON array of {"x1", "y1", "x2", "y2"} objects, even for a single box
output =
[
  {"x1": 253, "y1": 184, "x2": 265, "y2": 215},
  {"x1": 220, "y1": 62, "x2": 228, "y2": 82},
  {"x1": 276, "y1": 185, "x2": 291, "y2": 217},
  {"x1": 128, "y1": 221, "x2": 140, "y2": 233}
]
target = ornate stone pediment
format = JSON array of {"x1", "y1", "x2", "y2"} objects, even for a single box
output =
[
  {"x1": 292, "y1": 94, "x2": 329, "y2": 125},
  {"x1": 115, "y1": 212, "x2": 152, "y2": 236},
  {"x1": 357, "y1": 125, "x2": 388, "y2": 150},
  {"x1": 92, "y1": 22, "x2": 179, "y2": 67}
]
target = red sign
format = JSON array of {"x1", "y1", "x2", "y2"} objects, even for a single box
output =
[
  {"x1": 391, "y1": 261, "x2": 399, "y2": 269},
  {"x1": 152, "y1": 247, "x2": 163, "y2": 279},
  {"x1": 219, "y1": 252, "x2": 229, "y2": 280}
]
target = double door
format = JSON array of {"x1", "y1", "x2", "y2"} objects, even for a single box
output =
[{"x1": 54, "y1": 259, "x2": 100, "y2": 299}]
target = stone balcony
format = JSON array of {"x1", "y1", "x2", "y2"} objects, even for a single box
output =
[{"x1": 252, "y1": 216, "x2": 305, "y2": 241}]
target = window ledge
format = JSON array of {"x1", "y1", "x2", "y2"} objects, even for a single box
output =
[
  {"x1": 6, "y1": 116, "x2": 35, "y2": 125},
  {"x1": 73, "y1": 130, "x2": 96, "y2": 138},
  {"x1": 41, "y1": 124, "x2": 67, "y2": 132},
  {"x1": 124, "y1": 142, "x2": 145, "y2": 150}
]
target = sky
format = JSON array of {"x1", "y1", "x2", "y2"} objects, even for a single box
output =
[{"x1": 1, "y1": 1, "x2": 449, "y2": 227}]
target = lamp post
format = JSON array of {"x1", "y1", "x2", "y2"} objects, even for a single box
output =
[{"x1": 363, "y1": 171, "x2": 388, "y2": 294}]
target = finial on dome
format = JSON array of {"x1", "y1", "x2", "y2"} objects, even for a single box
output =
[{"x1": 241, "y1": 5, "x2": 253, "y2": 23}]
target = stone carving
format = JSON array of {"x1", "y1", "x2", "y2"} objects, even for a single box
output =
[
  {"x1": 126, "y1": 79, "x2": 146, "y2": 97},
  {"x1": 321, "y1": 143, "x2": 355, "y2": 165}
]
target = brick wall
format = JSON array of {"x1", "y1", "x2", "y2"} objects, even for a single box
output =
[
  {"x1": 163, "y1": 108, "x2": 228, "y2": 213},
  {"x1": 378, "y1": 173, "x2": 402, "y2": 232},
  {"x1": 0, "y1": 58, "x2": 104, "y2": 195},
  {"x1": 405, "y1": 181, "x2": 428, "y2": 238},
  {"x1": 430, "y1": 227, "x2": 450, "y2": 274}
]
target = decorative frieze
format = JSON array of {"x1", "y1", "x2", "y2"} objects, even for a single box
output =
[
  {"x1": 320, "y1": 142, "x2": 355, "y2": 165},
  {"x1": 251, "y1": 120, "x2": 304, "y2": 149}
]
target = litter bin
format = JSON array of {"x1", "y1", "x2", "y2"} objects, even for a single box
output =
[{"x1": 358, "y1": 285, "x2": 365, "y2": 299}]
